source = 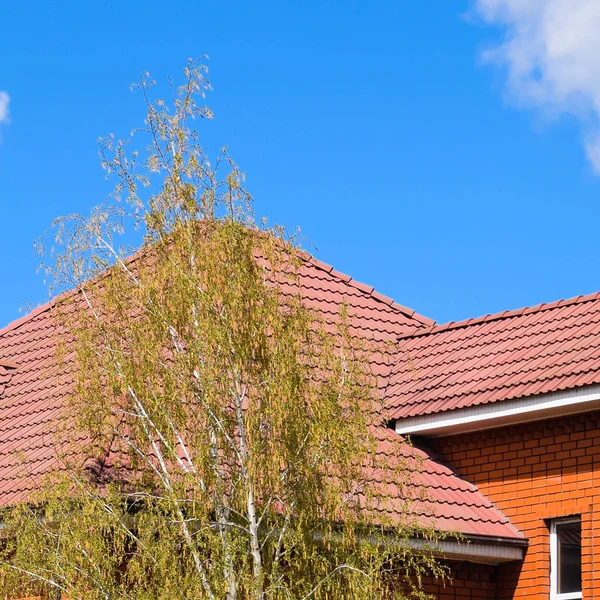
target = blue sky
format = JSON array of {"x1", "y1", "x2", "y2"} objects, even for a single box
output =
[{"x1": 1, "y1": 1, "x2": 600, "y2": 328}]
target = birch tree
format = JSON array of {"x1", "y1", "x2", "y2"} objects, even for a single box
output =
[{"x1": 0, "y1": 61, "x2": 445, "y2": 600}]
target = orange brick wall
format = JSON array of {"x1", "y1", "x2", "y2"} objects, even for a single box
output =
[
  {"x1": 417, "y1": 561, "x2": 497, "y2": 599},
  {"x1": 428, "y1": 410, "x2": 600, "y2": 600}
]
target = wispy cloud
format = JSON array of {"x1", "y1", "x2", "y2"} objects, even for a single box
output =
[
  {"x1": 473, "y1": 0, "x2": 600, "y2": 173},
  {"x1": 0, "y1": 91, "x2": 9, "y2": 126}
]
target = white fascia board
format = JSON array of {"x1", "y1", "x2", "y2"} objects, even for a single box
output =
[
  {"x1": 410, "y1": 537, "x2": 524, "y2": 565},
  {"x1": 395, "y1": 383, "x2": 600, "y2": 437}
]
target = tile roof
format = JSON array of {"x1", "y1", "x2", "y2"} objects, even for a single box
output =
[
  {"x1": 387, "y1": 291, "x2": 600, "y2": 420},
  {"x1": 0, "y1": 253, "x2": 523, "y2": 541},
  {"x1": 373, "y1": 428, "x2": 523, "y2": 539}
]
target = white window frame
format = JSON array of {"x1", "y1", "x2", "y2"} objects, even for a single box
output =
[{"x1": 550, "y1": 517, "x2": 582, "y2": 600}]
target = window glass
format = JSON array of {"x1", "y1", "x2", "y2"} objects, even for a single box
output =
[{"x1": 556, "y1": 520, "x2": 582, "y2": 594}]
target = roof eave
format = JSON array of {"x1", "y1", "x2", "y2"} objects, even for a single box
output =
[
  {"x1": 410, "y1": 535, "x2": 526, "y2": 565},
  {"x1": 394, "y1": 383, "x2": 600, "y2": 437}
]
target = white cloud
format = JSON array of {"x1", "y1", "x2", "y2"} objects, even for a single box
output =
[
  {"x1": 0, "y1": 91, "x2": 9, "y2": 126},
  {"x1": 473, "y1": 0, "x2": 600, "y2": 173}
]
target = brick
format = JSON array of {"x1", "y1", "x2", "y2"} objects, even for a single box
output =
[{"x1": 428, "y1": 410, "x2": 600, "y2": 600}]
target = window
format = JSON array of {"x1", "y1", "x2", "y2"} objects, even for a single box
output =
[{"x1": 550, "y1": 517, "x2": 582, "y2": 600}]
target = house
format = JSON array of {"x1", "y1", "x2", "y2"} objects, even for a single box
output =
[
  {"x1": 0, "y1": 251, "x2": 596, "y2": 599},
  {"x1": 390, "y1": 293, "x2": 600, "y2": 599}
]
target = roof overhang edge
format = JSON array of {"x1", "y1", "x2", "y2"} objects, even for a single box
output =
[
  {"x1": 395, "y1": 383, "x2": 600, "y2": 437},
  {"x1": 410, "y1": 536, "x2": 525, "y2": 565}
]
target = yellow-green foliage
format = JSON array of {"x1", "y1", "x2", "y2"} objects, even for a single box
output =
[{"x1": 0, "y1": 61, "x2": 446, "y2": 600}]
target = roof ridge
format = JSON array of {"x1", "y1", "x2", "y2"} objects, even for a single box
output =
[
  {"x1": 397, "y1": 290, "x2": 600, "y2": 340},
  {"x1": 399, "y1": 317, "x2": 600, "y2": 380},
  {"x1": 1, "y1": 246, "x2": 435, "y2": 340},
  {"x1": 399, "y1": 308, "x2": 600, "y2": 361},
  {"x1": 303, "y1": 254, "x2": 435, "y2": 327},
  {"x1": 0, "y1": 302, "x2": 54, "y2": 338}
]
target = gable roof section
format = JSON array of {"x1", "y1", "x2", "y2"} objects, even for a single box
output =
[
  {"x1": 294, "y1": 255, "x2": 435, "y2": 340},
  {"x1": 374, "y1": 428, "x2": 523, "y2": 540},
  {"x1": 387, "y1": 291, "x2": 600, "y2": 420},
  {"x1": 0, "y1": 254, "x2": 524, "y2": 542},
  {"x1": 0, "y1": 303, "x2": 79, "y2": 507},
  {"x1": 0, "y1": 256, "x2": 430, "y2": 507}
]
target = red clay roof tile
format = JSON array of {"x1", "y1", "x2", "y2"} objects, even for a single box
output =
[
  {"x1": 388, "y1": 291, "x2": 600, "y2": 420},
  {"x1": 0, "y1": 253, "x2": 523, "y2": 541}
]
